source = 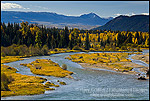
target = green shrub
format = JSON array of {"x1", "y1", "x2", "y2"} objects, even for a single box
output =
[
  {"x1": 41, "y1": 45, "x2": 49, "y2": 55},
  {"x1": 1, "y1": 52, "x2": 6, "y2": 57},
  {"x1": 1, "y1": 73, "x2": 10, "y2": 91}
]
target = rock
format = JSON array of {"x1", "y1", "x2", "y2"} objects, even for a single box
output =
[
  {"x1": 7, "y1": 67, "x2": 12, "y2": 69},
  {"x1": 61, "y1": 64, "x2": 67, "y2": 70},
  {"x1": 146, "y1": 69, "x2": 149, "y2": 77},
  {"x1": 35, "y1": 66, "x2": 41, "y2": 69},
  {"x1": 137, "y1": 76, "x2": 147, "y2": 80},
  {"x1": 122, "y1": 70, "x2": 128, "y2": 72},
  {"x1": 137, "y1": 73, "x2": 141, "y2": 76}
]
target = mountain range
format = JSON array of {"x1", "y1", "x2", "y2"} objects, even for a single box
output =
[
  {"x1": 1, "y1": 11, "x2": 149, "y2": 32},
  {"x1": 1, "y1": 11, "x2": 113, "y2": 29},
  {"x1": 93, "y1": 15, "x2": 149, "y2": 32}
]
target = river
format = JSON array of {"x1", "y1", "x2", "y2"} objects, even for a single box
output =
[{"x1": 1, "y1": 50, "x2": 149, "y2": 100}]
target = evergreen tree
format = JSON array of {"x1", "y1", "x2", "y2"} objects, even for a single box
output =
[
  {"x1": 128, "y1": 32, "x2": 133, "y2": 43},
  {"x1": 85, "y1": 32, "x2": 90, "y2": 50},
  {"x1": 98, "y1": 35, "x2": 100, "y2": 42},
  {"x1": 78, "y1": 36, "x2": 82, "y2": 47},
  {"x1": 35, "y1": 30, "x2": 42, "y2": 48},
  {"x1": 64, "y1": 26, "x2": 69, "y2": 47},
  {"x1": 51, "y1": 34, "x2": 55, "y2": 50},
  {"x1": 69, "y1": 40, "x2": 73, "y2": 50},
  {"x1": 46, "y1": 30, "x2": 51, "y2": 49}
]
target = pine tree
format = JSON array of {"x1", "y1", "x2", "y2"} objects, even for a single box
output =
[
  {"x1": 85, "y1": 32, "x2": 90, "y2": 50},
  {"x1": 64, "y1": 26, "x2": 69, "y2": 48},
  {"x1": 51, "y1": 34, "x2": 55, "y2": 50},
  {"x1": 46, "y1": 30, "x2": 52, "y2": 49},
  {"x1": 69, "y1": 40, "x2": 73, "y2": 50},
  {"x1": 98, "y1": 35, "x2": 100, "y2": 42}
]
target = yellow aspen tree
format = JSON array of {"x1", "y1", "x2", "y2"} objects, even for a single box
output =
[{"x1": 135, "y1": 38, "x2": 138, "y2": 44}]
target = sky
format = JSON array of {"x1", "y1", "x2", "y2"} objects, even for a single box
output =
[{"x1": 1, "y1": 1, "x2": 149, "y2": 18}]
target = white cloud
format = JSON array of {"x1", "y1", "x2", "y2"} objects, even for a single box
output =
[
  {"x1": 1, "y1": 3, "x2": 28, "y2": 10},
  {"x1": 114, "y1": 12, "x2": 149, "y2": 17},
  {"x1": 114, "y1": 13, "x2": 128, "y2": 16},
  {"x1": 114, "y1": 13, "x2": 134, "y2": 16},
  {"x1": 141, "y1": 13, "x2": 149, "y2": 15},
  {"x1": 131, "y1": 13, "x2": 136, "y2": 16}
]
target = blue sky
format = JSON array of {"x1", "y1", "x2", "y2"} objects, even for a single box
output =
[{"x1": 1, "y1": 1, "x2": 149, "y2": 18}]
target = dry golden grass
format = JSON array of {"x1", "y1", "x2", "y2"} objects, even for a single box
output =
[
  {"x1": 1, "y1": 56, "x2": 24, "y2": 64},
  {"x1": 20, "y1": 59, "x2": 73, "y2": 77},
  {"x1": 1, "y1": 83, "x2": 46, "y2": 97},
  {"x1": 66, "y1": 52, "x2": 142, "y2": 72},
  {"x1": 1, "y1": 64, "x2": 47, "y2": 97},
  {"x1": 48, "y1": 48, "x2": 82, "y2": 55}
]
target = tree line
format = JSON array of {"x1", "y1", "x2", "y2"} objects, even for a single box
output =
[{"x1": 1, "y1": 21, "x2": 149, "y2": 56}]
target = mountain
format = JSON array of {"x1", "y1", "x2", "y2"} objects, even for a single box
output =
[
  {"x1": 92, "y1": 15, "x2": 149, "y2": 32},
  {"x1": 1, "y1": 11, "x2": 113, "y2": 28}
]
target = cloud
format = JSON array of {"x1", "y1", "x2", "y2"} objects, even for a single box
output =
[
  {"x1": 114, "y1": 13, "x2": 134, "y2": 16},
  {"x1": 1, "y1": 3, "x2": 28, "y2": 10},
  {"x1": 114, "y1": 12, "x2": 149, "y2": 17},
  {"x1": 33, "y1": 5, "x2": 49, "y2": 10},
  {"x1": 141, "y1": 13, "x2": 149, "y2": 15}
]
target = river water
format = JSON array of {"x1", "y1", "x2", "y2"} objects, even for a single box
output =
[{"x1": 1, "y1": 50, "x2": 149, "y2": 100}]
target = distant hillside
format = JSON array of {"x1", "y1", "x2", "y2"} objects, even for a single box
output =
[
  {"x1": 93, "y1": 15, "x2": 149, "y2": 32},
  {"x1": 1, "y1": 11, "x2": 113, "y2": 28}
]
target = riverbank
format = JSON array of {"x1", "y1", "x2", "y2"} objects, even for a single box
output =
[
  {"x1": 78, "y1": 62, "x2": 143, "y2": 75},
  {"x1": 1, "y1": 64, "x2": 47, "y2": 97},
  {"x1": 66, "y1": 52, "x2": 149, "y2": 78},
  {"x1": 1, "y1": 57, "x2": 71, "y2": 97},
  {"x1": 48, "y1": 48, "x2": 147, "y2": 55},
  {"x1": 131, "y1": 53, "x2": 149, "y2": 65},
  {"x1": 131, "y1": 53, "x2": 149, "y2": 76}
]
